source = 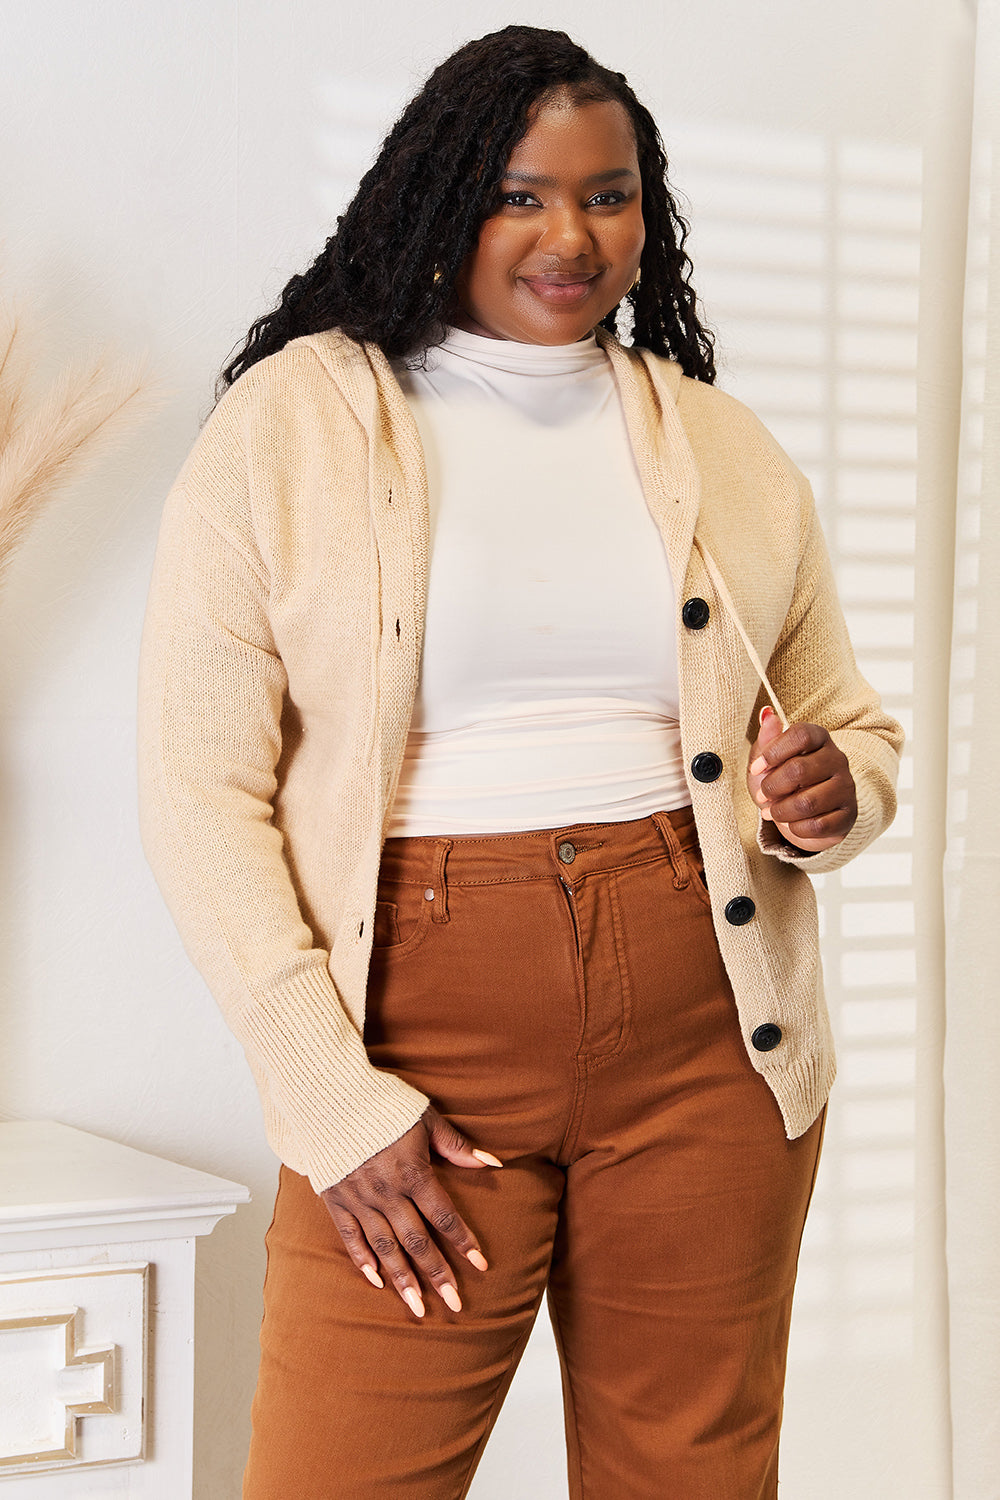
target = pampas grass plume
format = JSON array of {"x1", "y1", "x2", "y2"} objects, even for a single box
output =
[{"x1": 0, "y1": 303, "x2": 151, "y2": 581}]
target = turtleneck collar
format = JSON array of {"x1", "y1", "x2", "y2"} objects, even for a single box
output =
[{"x1": 433, "y1": 325, "x2": 606, "y2": 377}]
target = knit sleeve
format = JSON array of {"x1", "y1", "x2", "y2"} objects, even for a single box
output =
[
  {"x1": 137, "y1": 420, "x2": 428, "y2": 1193},
  {"x1": 756, "y1": 473, "x2": 904, "y2": 874}
]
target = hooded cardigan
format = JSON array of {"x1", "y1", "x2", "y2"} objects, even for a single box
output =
[{"x1": 138, "y1": 328, "x2": 903, "y2": 1194}]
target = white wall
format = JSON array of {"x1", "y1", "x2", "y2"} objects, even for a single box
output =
[{"x1": 0, "y1": 2, "x2": 943, "y2": 1495}]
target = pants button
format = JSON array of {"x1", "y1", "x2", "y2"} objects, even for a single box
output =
[{"x1": 557, "y1": 841, "x2": 577, "y2": 864}]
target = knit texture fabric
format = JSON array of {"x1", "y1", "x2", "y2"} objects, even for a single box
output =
[{"x1": 138, "y1": 328, "x2": 903, "y2": 1192}]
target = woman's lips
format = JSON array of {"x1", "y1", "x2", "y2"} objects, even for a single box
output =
[{"x1": 520, "y1": 274, "x2": 599, "y2": 305}]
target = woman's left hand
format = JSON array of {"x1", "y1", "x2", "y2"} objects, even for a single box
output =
[{"x1": 747, "y1": 707, "x2": 858, "y2": 853}]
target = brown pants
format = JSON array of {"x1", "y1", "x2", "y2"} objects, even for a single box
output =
[{"x1": 244, "y1": 808, "x2": 824, "y2": 1499}]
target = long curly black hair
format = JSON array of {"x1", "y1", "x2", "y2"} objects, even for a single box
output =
[{"x1": 219, "y1": 25, "x2": 715, "y2": 393}]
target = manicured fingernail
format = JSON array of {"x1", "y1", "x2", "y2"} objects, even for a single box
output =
[
  {"x1": 472, "y1": 1149, "x2": 503, "y2": 1167},
  {"x1": 749, "y1": 756, "x2": 767, "y2": 776},
  {"x1": 440, "y1": 1283, "x2": 462, "y2": 1312},
  {"x1": 466, "y1": 1249, "x2": 489, "y2": 1272},
  {"x1": 402, "y1": 1287, "x2": 425, "y2": 1318},
  {"x1": 361, "y1": 1264, "x2": 384, "y2": 1289},
  {"x1": 761, "y1": 808, "x2": 773, "y2": 821},
  {"x1": 760, "y1": 706, "x2": 774, "y2": 725}
]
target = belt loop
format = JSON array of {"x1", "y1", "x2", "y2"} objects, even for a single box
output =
[
  {"x1": 651, "y1": 811, "x2": 689, "y2": 892},
  {"x1": 429, "y1": 839, "x2": 453, "y2": 924}
]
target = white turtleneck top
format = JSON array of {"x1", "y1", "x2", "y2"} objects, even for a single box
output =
[{"x1": 387, "y1": 326, "x2": 688, "y2": 836}]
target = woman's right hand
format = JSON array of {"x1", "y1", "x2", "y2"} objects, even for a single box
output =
[{"x1": 320, "y1": 1104, "x2": 500, "y2": 1317}]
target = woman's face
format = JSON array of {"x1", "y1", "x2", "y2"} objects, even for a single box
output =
[{"x1": 453, "y1": 93, "x2": 645, "y2": 345}]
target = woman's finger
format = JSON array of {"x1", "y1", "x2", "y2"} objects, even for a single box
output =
[
  {"x1": 387, "y1": 1196, "x2": 466, "y2": 1312},
  {"x1": 747, "y1": 713, "x2": 818, "y2": 819},
  {"x1": 367, "y1": 1188, "x2": 467, "y2": 1313},
  {"x1": 748, "y1": 718, "x2": 825, "y2": 779},
  {"x1": 765, "y1": 771, "x2": 855, "y2": 828},
  {"x1": 319, "y1": 1110, "x2": 495, "y2": 1308},
  {"x1": 776, "y1": 802, "x2": 856, "y2": 844},
  {"x1": 410, "y1": 1168, "x2": 490, "y2": 1272},
  {"x1": 757, "y1": 744, "x2": 841, "y2": 799},
  {"x1": 423, "y1": 1104, "x2": 502, "y2": 1170},
  {"x1": 773, "y1": 817, "x2": 854, "y2": 852},
  {"x1": 323, "y1": 1202, "x2": 385, "y2": 1288},
  {"x1": 354, "y1": 1206, "x2": 429, "y2": 1316},
  {"x1": 326, "y1": 1175, "x2": 460, "y2": 1311},
  {"x1": 746, "y1": 718, "x2": 858, "y2": 851},
  {"x1": 770, "y1": 776, "x2": 857, "y2": 849},
  {"x1": 757, "y1": 744, "x2": 853, "y2": 810},
  {"x1": 380, "y1": 1158, "x2": 477, "y2": 1304}
]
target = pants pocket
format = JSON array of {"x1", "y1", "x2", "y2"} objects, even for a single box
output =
[
  {"x1": 369, "y1": 882, "x2": 433, "y2": 958},
  {"x1": 680, "y1": 838, "x2": 713, "y2": 910}
]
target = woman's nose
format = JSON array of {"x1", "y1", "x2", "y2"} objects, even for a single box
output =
[{"x1": 538, "y1": 208, "x2": 594, "y2": 258}]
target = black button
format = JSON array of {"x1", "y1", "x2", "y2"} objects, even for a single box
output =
[
  {"x1": 724, "y1": 896, "x2": 756, "y2": 925},
  {"x1": 682, "y1": 597, "x2": 711, "y2": 629},
  {"x1": 751, "y1": 1023, "x2": 783, "y2": 1052},
  {"x1": 691, "y1": 752, "x2": 723, "y2": 783}
]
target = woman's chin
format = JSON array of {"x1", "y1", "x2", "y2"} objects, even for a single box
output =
[{"x1": 454, "y1": 298, "x2": 615, "y2": 347}]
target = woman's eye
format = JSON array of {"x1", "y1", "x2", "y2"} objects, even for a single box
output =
[{"x1": 498, "y1": 189, "x2": 629, "y2": 210}]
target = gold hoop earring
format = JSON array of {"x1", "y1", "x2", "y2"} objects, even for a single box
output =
[
  {"x1": 627, "y1": 267, "x2": 641, "y2": 296},
  {"x1": 433, "y1": 266, "x2": 444, "y2": 286}
]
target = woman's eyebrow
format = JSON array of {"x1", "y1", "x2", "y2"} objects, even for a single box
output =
[{"x1": 502, "y1": 168, "x2": 638, "y2": 187}]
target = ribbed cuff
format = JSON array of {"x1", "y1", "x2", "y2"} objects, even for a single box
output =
[
  {"x1": 756, "y1": 816, "x2": 819, "y2": 861},
  {"x1": 755, "y1": 771, "x2": 884, "y2": 875},
  {"x1": 239, "y1": 964, "x2": 430, "y2": 1192},
  {"x1": 766, "y1": 1048, "x2": 837, "y2": 1140}
]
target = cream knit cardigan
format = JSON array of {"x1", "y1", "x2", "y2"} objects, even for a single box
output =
[{"x1": 138, "y1": 328, "x2": 903, "y2": 1193}]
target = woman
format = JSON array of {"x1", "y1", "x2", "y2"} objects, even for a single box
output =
[{"x1": 139, "y1": 25, "x2": 902, "y2": 1499}]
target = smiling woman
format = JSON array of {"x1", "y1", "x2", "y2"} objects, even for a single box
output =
[
  {"x1": 216, "y1": 27, "x2": 715, "y2": 381},
  {"x1": 138, "y1": 23, "x2": 902, "y2": 1500},
  {"x1": 453, "y1": 95, "x2": 645, "y2": 345}
]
